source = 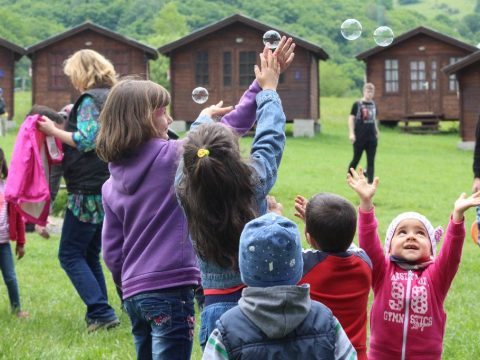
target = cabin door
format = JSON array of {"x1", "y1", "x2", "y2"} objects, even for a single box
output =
[{"x1": 407, "y1": 58, "x2": 439, "y2": 115}]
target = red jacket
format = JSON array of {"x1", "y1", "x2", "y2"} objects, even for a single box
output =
[
  {"x1": 7, "y1": 202, "x2": 25, "y2": 247},
  {"x1": 299, "y1": 247, "x2": 372, "y2": 360}
]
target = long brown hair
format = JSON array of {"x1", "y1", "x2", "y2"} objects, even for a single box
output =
[
  {"x1": 0, "y1": 147, "x2": 8, "y2": 179},
  {"x1": 96, "y1": 79, "x2": 171, "y2": 163},
  {"x1": 177, "y1": 123, "x2": 257, "y2": 270}
]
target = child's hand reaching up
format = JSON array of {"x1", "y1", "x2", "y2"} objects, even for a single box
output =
[
  {"x1": 347, "y1": 167, "x2": 379, "y2": 211},
  {"x1": 254, "y1": 51, "x2": 280, "y2": 91},
  {"x1": 272, "y1": 36, "x2": 295, "y2": 73},
  {"x1": 267, "y1": 195, "x2": 284, "y2": 215},
  {"x1": 452, "y1": 191, "x2": 480, "y2": 222},
  {"x1": 200, "y1": 100, "x2": 234, "y2": 118},
  {"x1": 294, "y1": 195, "x2": 308, "y2": 222}
]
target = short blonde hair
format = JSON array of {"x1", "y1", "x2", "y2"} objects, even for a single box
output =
[
  {"x1": 64, "y1": 49, "x2": 117, "y2": 92},
  {"x1": 364, "y1": 82, "x2": 375, "y2": 91}
]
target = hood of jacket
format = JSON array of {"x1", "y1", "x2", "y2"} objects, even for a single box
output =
[
  {"x1": 108, "y1": 138, "x2": 174, "y2": 195},
  {"x1": 238, "y1": 284, "x2": 311, "y2": 339}
]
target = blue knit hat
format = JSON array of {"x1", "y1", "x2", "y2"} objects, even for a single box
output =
[{"x1": 239, "y1": 213, "x2": 303, "y2": 287}]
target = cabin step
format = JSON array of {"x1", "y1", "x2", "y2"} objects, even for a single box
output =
[{"x1": 400, "y1": 119, "x2": 440, "y2": 134}]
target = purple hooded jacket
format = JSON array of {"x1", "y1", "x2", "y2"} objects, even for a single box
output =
[{"x1": 102, "y1": 81, "x2": 261, "y2": 299}]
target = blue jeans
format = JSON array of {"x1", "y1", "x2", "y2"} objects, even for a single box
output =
[
  {"x1": 59, "y1": 209, "x2": 116, "y2": 322},
  {"x1": 0, "y1": 243, "x2": 20, "y2": 311},
  {"x1": 124, "y1": 287, "x2": 195, "y2": 360},
  {"x1": 199, "y1": 302, "x2": 238, "y2": 349}
]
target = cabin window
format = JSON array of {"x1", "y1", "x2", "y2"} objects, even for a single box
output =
[
  {"x1": 431, "y1": 61, "x2": 437, "y2": 91},
  {"x1": 223, "y1": 52, "x2": 232, "y2": 86},
  {"x1": 239, "y1": 51, "x2": 256, "y2": 86},
  {"x1": 410, "y1": 60, "x2": 426, "y2": 91},
  {"x1": 195, "y1": 51, "x2": 209, "y2": 86},
  {"x1": 448, "y1": 57, "x2": 461, "y2": 92},
  {"x1": 385, "y1": 59, "x2": 399, "y2": 93},
  {"x1": 49, "y1": 54, "x2": 69, "y2": 90}
]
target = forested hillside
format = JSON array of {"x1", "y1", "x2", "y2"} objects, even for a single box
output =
[{"x1": 1, "y1": 0, "x2": 479, "y2": 96}]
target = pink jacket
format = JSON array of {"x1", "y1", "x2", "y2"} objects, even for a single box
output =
[
  {"x1": 5, "y1": 114, "x2": 62, "y2": 226},
  {"x1": 359, "y1": 208, "x2": 465, "y2": 360}
]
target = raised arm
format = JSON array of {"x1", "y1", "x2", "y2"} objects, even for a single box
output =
[
  {"x1": 249, "y1": 50, "x2": 286, "y2": 203},
  {"x1": 348, "y1": 167, "x2": 385, "y2": 285},
  {"x1": 431, "y1": 191, "x2": 480, "y2": 296}
]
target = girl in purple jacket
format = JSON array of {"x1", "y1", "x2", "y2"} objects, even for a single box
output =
[{"x1": 97, "y1": 77, "x2": 262, "y2": 360}]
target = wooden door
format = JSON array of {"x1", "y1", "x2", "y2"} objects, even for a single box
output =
[
  {"x1": 407, "y1": 57, "x2": 443, "y2": 115},
  {"x1": 407, "y1": 59, "x2": 431, "y2": 114}
]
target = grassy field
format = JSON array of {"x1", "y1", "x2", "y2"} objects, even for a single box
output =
[{"x1": 0, "y1": 93, "x2": 479, "y2": 359}]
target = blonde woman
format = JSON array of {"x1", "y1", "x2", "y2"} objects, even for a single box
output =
[{"x1": 37, "y1": 49, "x2": 119, "y2": 332}]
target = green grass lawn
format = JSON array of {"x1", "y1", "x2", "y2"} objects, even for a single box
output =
[{"x1": 0, "y1": 95, "x2": 478, "y2": 358}]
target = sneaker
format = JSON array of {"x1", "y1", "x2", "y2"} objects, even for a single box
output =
[
  {"x1": 16, "y1": 310, "x2": 29, "y2": 319},
  {"x1": 87, "y1": 317, "x2": 120, "y2": 333},
  {"x1": 35, "y1": 225, "x2": 50, "y2": 239}
]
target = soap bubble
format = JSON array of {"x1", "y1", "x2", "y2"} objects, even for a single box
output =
[
  {"x1": 263, "y1": 30, "x2": 281, "y2": 49},
  {"x1": 192, "y1": 87, "x2": 209, "y2": 104},
  {"x1": 374, "y1": 26, "x2": 394, "y2": 47},
  {"x1": 340, "y1": 19, "x2": 362, "y2": 41}
]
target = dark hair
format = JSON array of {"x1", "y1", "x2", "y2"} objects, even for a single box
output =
[
  {"x1": 29, "y1": 105, "x2": 65, "y2": 124},
  {"x1": 305, "y1": 193, "x2": 357, "y2": 252},
  {"x1": 177, "y1": 123, "x2": 257, "y2": 270},
  {"x1": 96, "y1": 79, "x2": 170, "y2": 162},
  {"x1": 0, "y1": 147, "x2": 8, "y2": 179}
]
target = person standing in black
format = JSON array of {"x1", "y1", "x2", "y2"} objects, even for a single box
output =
[
  {"x1": 472, "y1": 116, "x2": 480, "y2": 193},
  {"x1": 347, "y1": 83, "x2": 379, "y2": 184}
]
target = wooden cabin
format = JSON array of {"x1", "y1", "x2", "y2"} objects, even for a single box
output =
[
  {"x1": 443, "y1": 51, "x2": 480, "y2": 142},
  {"x1": 0, "y1": 38, "x2": 25, "y2": 120},
  {"x1": 356, "y1": 27, "x2": 477, "y2": 125},
  {"x1": 26, "y1": 22, "x2": 158, "y2": 111},
  {"x1": 158, "y1": 14, "x2": 329, "y2": 122}
]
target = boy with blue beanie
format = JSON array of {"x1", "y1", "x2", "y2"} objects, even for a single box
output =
[{"x1": 203, "y1": 213, "x2": 357, "y2": 360}]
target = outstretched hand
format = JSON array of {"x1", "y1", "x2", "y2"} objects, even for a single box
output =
[
  {"x1": 294, "y1": 195, "x2": 308, "y2": 222},
  {"x1": 453, "y1": 191, "x2": 480, "y2": 222},
  {"x1": 254, "y1": 50, "x2": 280, "y2": 91},
  {"x1": 270, "y1": 36, "x2": 295, "y2": 73},
  {"x1": 347, "y1": 167, "x2": 379, "y2": 211},
  {"x1": 267, "y1": 195, "x2": 284, "y2": 215},
  {"x1": 200, "y1": 101, "x2": 234, "y2": 118}
]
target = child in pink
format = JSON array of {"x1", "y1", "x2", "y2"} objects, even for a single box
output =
[{"x1": 347, "y1": 167, "x2": 480, "y2": 360}]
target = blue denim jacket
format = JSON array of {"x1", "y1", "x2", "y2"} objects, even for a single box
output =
[{"x1": 176, "y1": 90, "x2": 286, "y2": 289}]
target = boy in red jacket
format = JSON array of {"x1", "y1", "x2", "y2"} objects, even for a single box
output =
[{"x1": 294, "y1": 192, "x2": 372, "y2": 360}]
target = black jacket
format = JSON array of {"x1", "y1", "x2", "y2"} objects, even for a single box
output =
[{"x1": 63, "y1": 88, "x2": 110, "y2": 194}]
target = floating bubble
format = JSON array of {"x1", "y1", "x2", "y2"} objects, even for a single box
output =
[
  {"x1": 192, "y1": 87, "x2": 209, "y2": 104},
  {"x1": 374, "y1": 26, "x2": 394, "y2": 47},
  {"x1": 263, "y1": 30, "x2": 281, "y2": 49},
  {"x1": 340, "y1": 19, "x2": 362, "y2": 41}
]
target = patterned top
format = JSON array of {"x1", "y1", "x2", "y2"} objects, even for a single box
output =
[
  {"x1": 0, "y1": 180, "x2": 10, "y2": 243},
  {"x1": 67, "y1": 96, "x2": 104, "y2": 224}
]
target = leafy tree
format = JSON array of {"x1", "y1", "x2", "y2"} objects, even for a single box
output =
[
  {"x1": 320, "y1": 62, "x2": 355, "y2": 97},
  {"x1": 148, "y1": 2, "x2": 189, "y2": 88}
]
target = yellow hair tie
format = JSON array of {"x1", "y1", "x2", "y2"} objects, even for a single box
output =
[{"x1": 197, "y1": 148, "x2": 210, "y2": 158}]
